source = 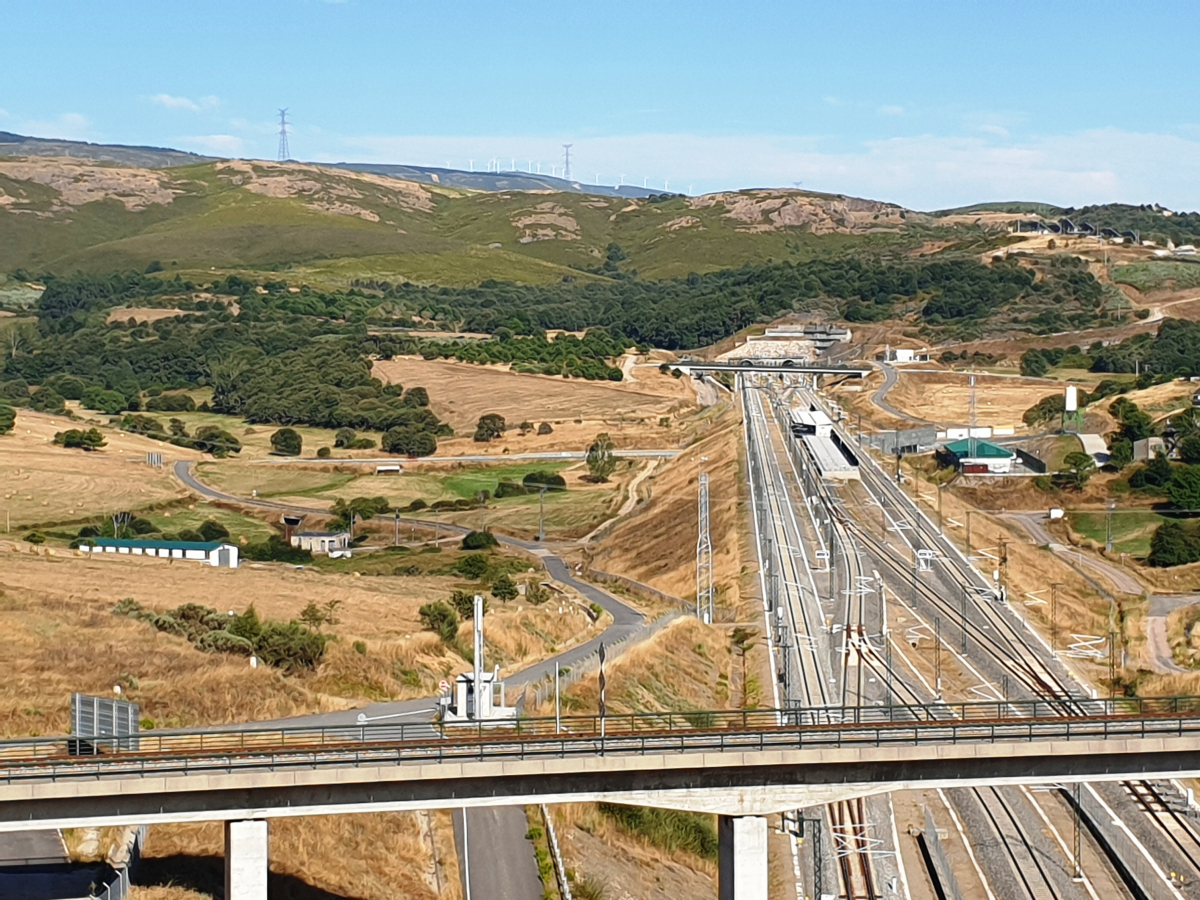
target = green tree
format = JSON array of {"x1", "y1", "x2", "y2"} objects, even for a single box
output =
[
  {"x1": 334, "y1": 427, "x2": 357, "y2": 448},
  {"x1": 586, "y1": 432, "x2": 618, "y2": 482},
  {"x1": 419, "y1": 601, "x2": 459, "y2": 643},
  {"x1": 1167, "y1": 465, "x2": 1200, "y2": 510},
  {"x1": 491, "y1": 574, "x2": 518, "y2": 603},
  {"x1": 270, "y1": 427, "x2": 303, "y2": 456},
  {"x1": 473, "y1": 413, "x2": 507, "y2": 442},
  {"x1": 455, "y1": 553, "x2": 490, "y2": 580},
  {"x1": 198, "y1": 519, "x2": 230, "y2": 542},
  {"x1": 1019, "y1": 349, "x2": 1048, "y2": 377},
  {"x1": 54, "y1": 428, "x2": 106, "y2": 451},
  {"x1": 1179, "y1": 435, "x2": 1200, "y2": 465},
  {"x1": 1148, "y1": 520, "x2": 1200, "y2": 567},
  {"x1": 449, "y1": 590, "x2": 486, "y2": 619},
  {"x1": 1108, "y1": 438, "x2": 1133, "y2": 470},
  {"x1": 0, "y1": 405, "x2": 14, "y2": 434},
  {"x1": 1056, "y1": 451, "x2": 1096, "y2": 491}
]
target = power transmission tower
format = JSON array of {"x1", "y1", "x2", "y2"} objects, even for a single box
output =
[
  {"x1": 562, "y1": 144, "x2": 573, "y2": 181},
  {"x1": 696, "y1": 472, "x2": 714, "y2": 624},
  {"x1": 277, "y1": 109, "x2": 291, "y2": 162}
]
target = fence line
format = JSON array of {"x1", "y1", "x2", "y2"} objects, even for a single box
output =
[
  {"x1": 585, "y1": 569, "x2": 688, "y2": 610},
  {"x1": 528, "y1": 612, "x2": 681, "y2": 708},
  {"x1": 541, "y1": 804, "x2": 572, "y2": 900},
  {"x1": 92, "y1": 825, "x2": 146, "y2": 900}
]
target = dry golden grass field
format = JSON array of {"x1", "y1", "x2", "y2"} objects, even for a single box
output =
[
  {"x1": 589, "y1": 402, "x2": 750, "y2": 617},
  {"x1": 876, "y1": 370, "x2": 1061, "y2": 431},
  {"x1": 374, "y1": 355, "x2": 695, "y2": 452},
  {"x1": 0, "y1": 541, "x2": 605, "y2": 723},
  {"x1": 0, "y1": 409, "x2": 200, "y2": 530}
]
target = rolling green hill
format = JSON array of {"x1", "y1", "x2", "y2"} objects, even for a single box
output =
[{"x1": 0, "y1": 155, "x2": 954, "y2": 286}]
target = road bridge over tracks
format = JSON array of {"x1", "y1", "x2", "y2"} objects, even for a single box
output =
[{"x1": 4, "y1": 699, "x2": 1200, "y2": 899}]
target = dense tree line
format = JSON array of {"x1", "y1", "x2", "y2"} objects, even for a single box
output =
[{"x1": 0, "y1": 275, "x2": 445, "y2": 454}]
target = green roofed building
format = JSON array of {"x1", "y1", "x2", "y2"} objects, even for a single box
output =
[
  {"x1": 80, "y1": 537, "x2": 239, "y2": 568},
  {"x1": 944, "y1": 438, "x2": 1016, "y2": 475}
]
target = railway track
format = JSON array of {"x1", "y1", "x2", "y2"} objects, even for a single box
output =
[{"x1": 831, "y1": 796, "x2": 879, "y2": 900}]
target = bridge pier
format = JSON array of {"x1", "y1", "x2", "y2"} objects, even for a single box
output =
[
  {"x1": 718, "y1": 815, "x2": 768, "y2": 900},
  {"x1": 225, "y1": 819, "x2": 269, "y2": 900}
]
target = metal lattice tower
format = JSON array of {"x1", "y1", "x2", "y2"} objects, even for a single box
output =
[
  {"x1": 277, "y1": 109, "x2": 291, "y2": 162},
  {"x1": 562, "y1": 144, "x2": 573, "y2": 181},
  {"x1": 696, "y1": 472, "x2": 714, "y2": 623}
]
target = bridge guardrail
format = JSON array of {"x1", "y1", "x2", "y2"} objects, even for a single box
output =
[{"x1": 2, "y1": 697, "x2": 1200, "y2": 783}]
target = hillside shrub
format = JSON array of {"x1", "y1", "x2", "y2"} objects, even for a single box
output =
[
  {"x1": 522, "y1": 470, "x2": 566, "y2": 490},
  {"x1": 419, "y1": 601, "x2": 459, "y2": 643},
  {"x1": 0, "y1": 405, "x2": 14, "y2": 434},
  {"x1": 54, "y1": 428, "x2": 106, "y2": 450},
  {"x1": 241, "y1": 534, "x2": 313, "y2": 564},
  {"x1": 461, "y1": 530, "x2": 498, "y2": 550},
  {"x1": 270, "y1": 427, "x2": 303, "y2": 456},
  {"x1": 597, "y1": 803, "x2": 717, "y2": 860}
]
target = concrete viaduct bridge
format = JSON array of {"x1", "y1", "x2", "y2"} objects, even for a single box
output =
[
  {"x1": 5, "y1": 699, "x2": 1200, "y2": 899},
  {"x1": 669, "y1": 359, "x2": 872, "y2": 377}
]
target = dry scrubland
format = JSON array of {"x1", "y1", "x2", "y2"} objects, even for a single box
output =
[
  {"x1": 131, "y1": 812, "x2": 461, "y2": 900},
  {"x1": 0, "y1": 409, "x2": 199, "y2": 529},
  {"x1": 0, "y1": 543, "x2": 603, "y2": 729},
  {"x1": 589, "y1": 401, "x2": 750, "y2": 617},
  {"x1": 374, "y1": 355, "x2": 696, "y2": 451},
  {"x1": 0, "y1": 544, "x2": 607, "y2": 900}
]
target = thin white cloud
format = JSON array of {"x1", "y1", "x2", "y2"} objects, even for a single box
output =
[
  {"x1": 878, "y1": 105, "x2": 904, "y2": 117},
  {"x1": 19, "y1": 113, "x2": 92, "y2": 141},
  {"x1": 182, "y1": 134, "x2": 244, "y2": 155},
  {"x1": 323, "y1": 128, "x2": 1200, "y2": 211},
  {"x1": 151, "y1": 93, "x2": 219, "y2": 112},
  {"x1": 978, "y1": 124, "x2": 1010, "y2": 137}
]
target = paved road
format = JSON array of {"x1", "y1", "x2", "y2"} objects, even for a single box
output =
[
  {"x1": 869, "y1": 362, "x2": 932, "y2": 425},
  {"x1": 173, "y1": 460, "x2": 654, "y2": 898},
  {"x1": 1007, "y1": 511, "x2": 1145, "y2": 595},
  {"x1": 1007, "y1": 512, "x2": 1200, "y2": 673},
  {"x1": 172, "y1": 461, "x2": 648, "y2": 729},
  {"x1": 455, "y1": 808, "x2": 543, "y2": 900}
]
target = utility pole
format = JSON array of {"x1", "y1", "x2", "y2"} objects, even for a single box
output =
[
  {"x1": 696, "y1": 472, "x2": 714, "y2": 623},
  {"x1": 937, "y1": 483, "x2": 944, "y2": 535},
  {"x1": 1051, "y1": 583, "x2": 1063, "y2": 653},
  {"x1": 1106, "y1": 500, "x2": 1116, "y2": 553},
  {"x1": 934, "y1": 616, "x2": 943, "y2": 701},
  {"x1": 960, "y1": 585, "x2": 969, "y2": 656},
  {"x1": 537, "y1": 486, "x2": 548, "y2": 542},
  {"x1": 394, "y1": 511, "x2": 399, "y2": 547}
]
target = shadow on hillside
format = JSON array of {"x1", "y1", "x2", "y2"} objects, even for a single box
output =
[{"x1": 138, "y1": 855, "x2": 362, "y2": 900}]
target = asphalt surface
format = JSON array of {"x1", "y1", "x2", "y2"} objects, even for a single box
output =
[
  {"x1": 171, "y1": 459, "x2": 650, "y2": 895},
  {"x1": 868, "y1": 362, "x2": 932, "y2": 425},
  {"x1": 454, "y1": 808, "x2": 544, "y2": 900}
]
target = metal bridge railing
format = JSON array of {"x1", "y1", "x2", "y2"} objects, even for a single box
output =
[{"x1": 1, "y1": 697, "x2": 1200, "y2": 784}]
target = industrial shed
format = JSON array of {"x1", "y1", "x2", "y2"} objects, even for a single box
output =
[{"x1": 80, "y1": 538, "x2": 240, "y2": 568}]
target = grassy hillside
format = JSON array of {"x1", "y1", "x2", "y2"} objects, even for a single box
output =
[{"x1": 0, "y1": 157, "x2": 953, "y2": 286}]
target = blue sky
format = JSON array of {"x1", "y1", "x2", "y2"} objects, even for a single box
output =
[{"x1": 3, "y1": 1, "x2": 1198, "y2": 209}]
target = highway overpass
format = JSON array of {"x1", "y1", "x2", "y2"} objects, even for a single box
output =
[
  {"x1": 670, "y1": 359, "x2": 871, "y2": 376},
  {"x1": 5, "y1": 702, "x2": 1200, "y2": 898}
]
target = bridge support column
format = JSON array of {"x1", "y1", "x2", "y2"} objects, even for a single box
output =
[
  {"x1": 225, "y1": 819, "x2": 268, "y2": 900},
  {"x1": 718, "y1": 815, "x2": 768, "y2": 900}
]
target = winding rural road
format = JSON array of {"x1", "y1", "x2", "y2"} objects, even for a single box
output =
[
  {"x1": 1005, "y1": 511, "x2": 1200, "y2": 674},
  {"x1": 173, "y1": 460, "x2": 657, "y2": 900},
  {"x1": 869, "y1": 362, "x2": 932, "y2": 425}
]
